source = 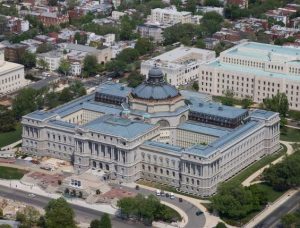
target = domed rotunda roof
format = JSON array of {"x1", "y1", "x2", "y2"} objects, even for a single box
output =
[{"x1": 131, "y1": 66, "x2": 179, "y2": 100}]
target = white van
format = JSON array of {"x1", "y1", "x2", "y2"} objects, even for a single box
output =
[
  {"x1": 156, "y1": 189, "x2": 161, "y2": 196},
  {"x1": 170, "y1": 192, "x2": 175, "y2": 199}
]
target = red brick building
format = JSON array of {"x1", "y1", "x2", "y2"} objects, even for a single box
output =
[{"x1": 38, "y1": 12, "x2": 69, "y2": 27}]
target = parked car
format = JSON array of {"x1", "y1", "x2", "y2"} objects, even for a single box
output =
[
  {"x1": 156, "y1": 189, "x2": 161, "y2": 196},
  {"x1": 196, "y1": 210, "x2": 203, "y2": 216},
  {"x1": 160, "y1": 190, "x2": 165, "y2": 196},
  {"x1": 165, "y1": 193, "x2": 170, "y2": 198},
  {"x1": 179, "y1": 197, "x2": 183, "y2": 202},
  {"x1": 135, "y1": 185, "x2": 140, "y2": 190},
  {"x1": 170, "y1": 193, "x2": 175, "y2": 199}
]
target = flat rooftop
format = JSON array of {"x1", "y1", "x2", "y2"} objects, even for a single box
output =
[
  {"x1": 178, "y1": 121, "x2": 231, "y2": 138},
  {"x1": 190, "y1": 101, "x2": 248, "y2": 119},
  {"x1": 224, "y1": 42, "x2": 300, "y2": 61},
  {"x1": 83, "y1": 115, "x2": 157, "y2": 140},
  {"x1": 149, "y1": 46, "x2": 214, "y2": 63},
  {"x1": 96, "y1": 82, "x2": 132, "y2": 98},
  {"x1": 207, "y1": 60, "x2": 300, "y2": 81}
]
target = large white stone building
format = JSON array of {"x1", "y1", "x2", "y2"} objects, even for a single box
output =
[
  {"x1": 148, "y1": 6, "x2": 192, "y2": 25},
  {"x1": 141, "y1": 46, "x2": 216, "y2": 86},
  {"x1": 0, "y1": 45, "x2": 26, "y2": 96},
  {"x1": 199, "y1": 42, "x2": 300, "y2": 110},
  {"x1": 37, "y1": 51, "x2": 63, "y2": 72},
  {"x1": 22, "y1": 66, "x2": 280, "y2": 197}
]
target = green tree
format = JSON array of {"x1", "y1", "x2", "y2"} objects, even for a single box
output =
[
  {"x1": 163, "y1": 23, "x2": 199, "y2": 45},
  {"x1": 37, "y1": 43, "x2": 53, "y2": 53},
  {"x1": 99, "y1": 213, "x2": 112, "y2": 228},
  {"x1": 127, "y1": 71, "x2": 144, "y2": 88},
  {"x1": 0, "y1": 106, "x2": 16, "y2": 132},
  {"x1": 22, "y1": 206, "x2": 41, "y2": 228},
  {"x1": 205, "y1": 0, "x2": 223, "y2": 7},
  {"x1": 20, "y1": 51, "x2": 36, "y2": 68},
  {"x1": 74, "y1": 32, "x2": 87, "y2": 45},
  {"x1": 0, "y1": 224, "x2": 12, "y2": 228},
  {"x1": 135, "y1": 38, "x2": 154, "y2": 56},
  {"x1": 215, "y1": 222, "x2": 227, "y2": 228},
  {"x1": 44, "y1": 197, "x2": 76, "y2": 228},
  {"x1": 83, "y1": 55, "x2": 98, "y2": 76},
  {"x1": 185, "y1": 0, "x2": 196, "y2": 13},
  {"x1": 12, "y1": 88, "x2": 39, "y2": 120},
  {"x1": 59, "y1": 88, "x2": 73, "y2": 103},
  {"x1": 69, "y1": 81, "x2": 87, "y2": 97},
  {"x1": 48, "y1": 0, "x2": 58, "y2": 6},
  {"x1": 120, "y1": 15, "x2": 136, "y2": 40},
  {"x1": 241, "y1": 97, "x2": 253, "y2": 109},
  {"x1": 221, "y1": 89, "x2": 235, "y2": 106},
  {"x1": 37, "y1": 58, "x2": 49, "y2": 71},
  {"x1": 90, "y1": 219, "x2": 101, "y2": 228},
  {"x1": 201, "y1": 11, "x2": 224, "y2": 36},
  {"x1": 105, "y1": 60, "x2": 126, "y2": 72},
  {"x1": 211, "y1": 184, "x2": 264, "y2": 219},
  {"x1": 116, "y1": 48, "x2": 139, "y2": 64},
  {"x1": 263, "y1": 92, "x2": 289, "y2": 117},
  {"x1": 263, "y1": 151, "x2": 300, "y2": 191},
  {"x1": 192, "y1": 81, "x2": 199, "y2": 91},
  {"x1": 195, "y1": 39, "x2": 205, "y2": 49},
  {"x1": 58, "y1": 59, "x2": 71, "y2": 76}
]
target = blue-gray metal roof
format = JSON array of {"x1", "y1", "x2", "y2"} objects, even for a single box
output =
[
  {"x1": 180, "y1": 90, "x2": 212, "y2": 103},
  {"x1": 83, "y1": 115, "x2": 157, "y2": 140},
  {"x1": 132, "y1": 83, "x2": 179, "y2": 100},
  {"x1": 96, "y1": 82, "x2": 132, "y2": 98},
  {"x1": 190, "y1": 101, "x2": 248, "y2": 119},
  {"x1": 185, "y1": 120, "x2": 261, "y2": 157},
  {"x1": 143, "y1": 141, "x2": 183, "y2": 155},
  {"x1": 250, "y1": 109, "x2": 277, "y2": 120},
  {"x1": 178, "y1": 121, "x2": 231, "y2": 137},
  {"x1": 48, "y1": 120, "x2": 77, "y2": 129},
  {"x1": 24, "y1": 110, "x2": 57, "y2": 121}
]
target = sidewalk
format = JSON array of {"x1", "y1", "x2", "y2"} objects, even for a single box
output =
[
  {"x1": 123, "y1": 183, "x2": 235, "y2": 228},
  {"x1": 242, "y1": 141, "x2": 294, "y2": 187},
  {"x1": 243, "y1": 189, "x2": 298, "y2": 228},
  {"x1": 0, "y1": 179, "x2": 116, "y2": 215}
]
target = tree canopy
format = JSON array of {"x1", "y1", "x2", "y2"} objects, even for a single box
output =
[
  {"x1": 211, "y1": 184, "x2": 267, "y2": 220},
  {"x1": 117, "y1": 194, "x2": 181, "y2": 225},
  {"x1": 83, "y1": 55, "x2": 98, "y2": 76},
  {"x1": 262, "y1": 92, "x2": 289, "y2": 117},
  {"x1": 58, "y1": 59, "x2": 71, "y2": 76},
  {"x1": 127, "y1": 71, "x2": 145, "y2": 88},
  {"x1": 0, "y1": 106, "x2": 16, "y2": 132},
  {"x1": 263, "y1": 150, "x2": 300, "y2": 191},
  {"x1": 45, "y1": 197, "x2": 76, "y2": 228}
]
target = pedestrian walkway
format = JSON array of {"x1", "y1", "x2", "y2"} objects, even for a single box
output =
[
  {"x1": 0, "y1": 179, "x2": 117, "y2": 215},
  {"x1": 242, "y1": 141, "x2": 294, "y2": 187},
  {"x1": 0, "y1": 140, "x2": 22, "y2": 150}
]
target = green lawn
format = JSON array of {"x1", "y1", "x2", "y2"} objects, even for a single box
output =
[
  {"x1": 288, "y1": 110, "x2": 300, "y2": 121},
  {"x1": 0, "y1": 166, "x2": 27, "y2": 179},
  {"x1": 226, "y1": 144, "x2": 287, "y2": 186},
  {"x1": 280, "y1": 127, "x2": 300, "y2": 142},
  {"x1": 0, "y1": 124, "x2": 22, "y2": 148}
]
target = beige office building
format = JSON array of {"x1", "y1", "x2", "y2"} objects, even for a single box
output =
[{"x1": 199, "y1": 42, "x2": 300, "y2": 110}]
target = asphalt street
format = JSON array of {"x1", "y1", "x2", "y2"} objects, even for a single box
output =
[
  {"x1": 116, "y1": 184, "x2": 206, "y2": 228},
  {"x1": 255, "y1": 191, "x2": 300, "y2": 228},
  {"x1": 0, "y1": 185, "x2": 144, "y2": 228}
]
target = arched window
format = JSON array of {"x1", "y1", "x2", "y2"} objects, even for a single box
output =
[{"x1": 157, "y1": 119, "x2": 170, "y2": 127}]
